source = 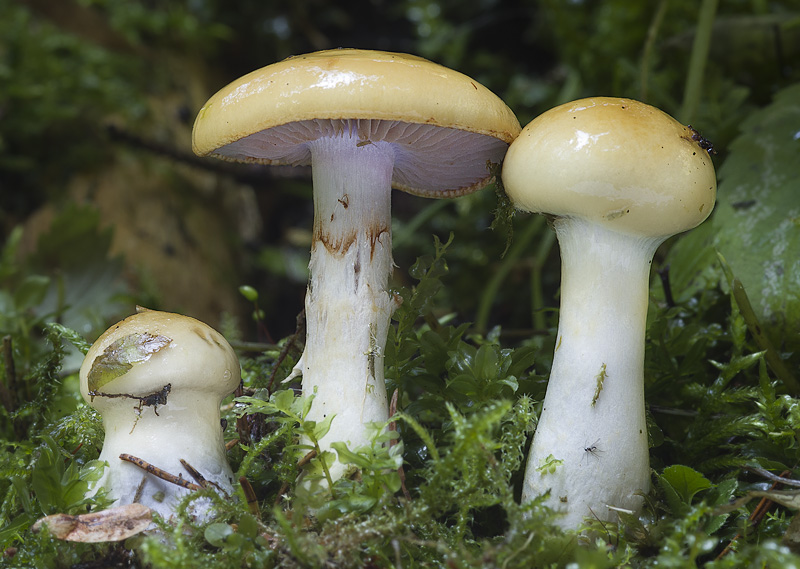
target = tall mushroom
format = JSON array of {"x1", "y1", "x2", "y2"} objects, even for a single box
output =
[
  {"x1": 79, "y1": 308, "x2": 240, "y2": 520},
  {"x1": 501, "y1": 97, "x2": 716, "y2": 528},
  {"x1": 192, "y1": 48, "x2": 520, "y2": 480}
]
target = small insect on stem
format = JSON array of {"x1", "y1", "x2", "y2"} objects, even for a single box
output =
[
  {"x1": 357, "y1": 323, "x2": 383, "y2": 418},
  {"x1": 591, "y1": 363, "x2": 607, "y2": 407},
  {"x1": 364, "y1": 323, "x2": 382, "y2": 382},
  {"x1": 583, "y1": 439, "x2": 603, "y2": 463}
]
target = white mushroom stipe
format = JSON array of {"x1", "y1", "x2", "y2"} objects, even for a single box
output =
[
  {"x1": 501, "y1": 97, "x2": 717, "y2": 528},
  {"x1": 79, "y1": 308, "x2": 240, "y2": 520},
  {"x1": 523, "y1": 220, "x2": 658, "y2": 524},
  {"x1": 193, "y1": 49, "x2": 521, "y2": 482},
  {"x1": 286, "y1": 134, "x2": 397, "y2": 480}
]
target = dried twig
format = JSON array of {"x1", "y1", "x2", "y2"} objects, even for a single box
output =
[
  {"x1": 239, "y1": 476, "x2": 261, "y2": 517},
  {"x1": 743, "y1": 466, "x2": 800, "y2": 488},
  {"x1": 296, "y1": 449, "x2": 317, "y2": 469},
  {"x1": 119, "y1": 453, "x2": 201, "y2": 491},
  {"x1": 716, "y1": 470, "x2": 790, "y2": 559},
  {"x1": 179, "y1": 458, "x2": 226, "y2": 494},
  {"x1": 267, "y1": 309, "x2": 306, "y2": 394},
  {"x1": 1, "y1": 336, "x2": 16, "y2": 413}
]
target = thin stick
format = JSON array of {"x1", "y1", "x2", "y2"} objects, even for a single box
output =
[
  {"x1": 179, "y1": 459, "x2": 209, "y2": 488},
  {"x1": 1, "y1": 336, "x2": 16, "y2": 413},
  {"x1": 716, "y1": 470, "x2": 790, "y2": 559},
  {"x1": 267, "y1": 309, "x2": 306, "y2": 394},
  {"x1": 119, "y1": 453, "x2": 201, "y2": 491},
  {"x1": 133, "y1": 477, "x2": 147, "y2": 504},
  {"x1": 179, "y1": 458, "x2": 226, "y2": 494},
  {"x1": 296, "y1": 449, "x2": 317, "y2": 469},
  {"x1": 742, "y1": 466, "x2": 800, "y2": 488},
  {"x1": 658, "y1": 265, "x2": 676, "y2": 308},
  {"x1": 239, "y1": 476, "x2": 261, "y2": 517}
]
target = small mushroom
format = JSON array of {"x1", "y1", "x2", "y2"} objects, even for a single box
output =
[
  {"x1": 501, "y1": 97, "x2": 717, "y2": 528},
  {"x1": 192, "y1": 48, "x2": 520, "y2": 481},
  {"x1": 79, "y1": 308, "x2": 240, "y2": 520}
]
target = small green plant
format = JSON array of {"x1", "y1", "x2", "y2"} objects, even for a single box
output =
[{"x1": 236, "y1": 388, "x2": 337, "y2": 490}]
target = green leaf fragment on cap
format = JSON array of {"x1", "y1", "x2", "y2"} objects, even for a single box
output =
[{"x1": 87, "y1": 333, "x2": 172, "y2": 391}]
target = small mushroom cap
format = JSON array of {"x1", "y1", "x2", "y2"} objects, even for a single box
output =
[
  {"x1": 79, "y1": 308, "x2": 240, "y2": 406},
  {"x1": 192, "y1": 48, "x2": 521, "y2": 197},
  {"x1": 501, "y1": 97, "x2": 717, "y2": 237}
]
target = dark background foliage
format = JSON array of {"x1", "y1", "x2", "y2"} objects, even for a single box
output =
[
  {"x1": 2, "y1": 0, "x2": 798, "y2": 343},
  {"x1": 2, "y1": 0, "x2": 800, "y2": 567}
]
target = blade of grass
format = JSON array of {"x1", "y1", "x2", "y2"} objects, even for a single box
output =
[
  {"x1": 679, "y1": 0, "x2": 718, "y2": 124},
  {"x1": 476, "y1": 216, "x2": 546, "y2": 334}
]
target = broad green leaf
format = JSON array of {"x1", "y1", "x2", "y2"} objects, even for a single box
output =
[
  {"x1": 667, "y1": 84, "x2": 800, "y2": 350},
  {"x1": 311, "y1": 413, "x2": 335, "y2": 441},
  {"x1": 13, "y1": 274, "x2": 50, "y2": 310},
  {"x1": 204, "y1": 523, "x2": 235, "y2": 548},
  {"x1": 330, "y1": 442, "x2": 371, "y2": 469},
  {"x1": 660, "y1": 464, "x2": 712, "y2": 508},
  {"x1": 237, "y1": 513, "x2": 260, "y2": 539},
  {"x1": 87, "y1": 333, "x2": 171, "y2": 391},
  {"x1": 272, "y1": 389, "x2": 297, "y2": 414},
  {"x1": 474, "y1": 343, "x2": 500, "y2": 381},
  {"x1": 704, "y1": 478, "x2": 738, "y2": 534}
]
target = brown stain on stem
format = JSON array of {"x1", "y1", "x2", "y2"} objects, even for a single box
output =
[{"x1": 313, "y1": 225, "x2": 390, "y2": 259}]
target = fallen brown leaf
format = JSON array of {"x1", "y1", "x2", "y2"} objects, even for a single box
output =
[{"x1": 32, "y1": 503, "x2": 152, "y2": 543}]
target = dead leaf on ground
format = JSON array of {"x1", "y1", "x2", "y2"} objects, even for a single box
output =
[{"x1": 32, "y1": 503, "x2": 152, "y2": 542}]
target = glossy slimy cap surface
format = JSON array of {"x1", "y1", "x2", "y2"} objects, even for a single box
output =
[
  {"x1": 501, "y1": 97, "x2": 717, "y2": 237},
  {"x1": 192, "y1": 48, "x2": 521, "y2": 197},
  {"x1": 79, "y1": 308, "x2": 240, "y2": 406}
]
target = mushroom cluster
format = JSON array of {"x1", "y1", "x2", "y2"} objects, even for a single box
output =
[
  {"x1": 502, "y1": 97, "x2": 717, "y2": 527},
  {"x1": 193, "y1": 48, "x2": 520, "y2": 481},
  {"x1": 183, "y1": 49, "x2": 718, "y2": 529},
  {"x1": 80, "y1": 308, "x2": 240, "y2": 520}
]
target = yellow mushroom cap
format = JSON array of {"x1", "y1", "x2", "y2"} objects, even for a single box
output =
[
  {"x1": 501, "y1": 97, "x2": 717, "y2": 237},
  {"x1": 79, "y1": 308, "x2": 240, "y2": 406},
  {"x1": 192, "y1": 48, "x2": 521, "y2": 197}
]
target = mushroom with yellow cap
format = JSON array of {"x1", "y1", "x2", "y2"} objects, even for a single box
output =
[
  {"x1": 192, "y1": 48, "x2": 521, "y2": 482},
  {"x1": 501, "y1": 97, "x2": 717, "y2": 528},
  {"x1": 80, "y1": 308, "x2": 240, "y2": 520}
]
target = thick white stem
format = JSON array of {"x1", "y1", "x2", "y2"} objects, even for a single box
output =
[
  {"x1": 91, "y1": 394, "x2": 233, "y2": 520},
  {"x1": 292, "y1": 134, "x2": 398, "y2": 480},
  {"x1": 522, "y1": 217, "x2": 663, "y2": 528}
]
